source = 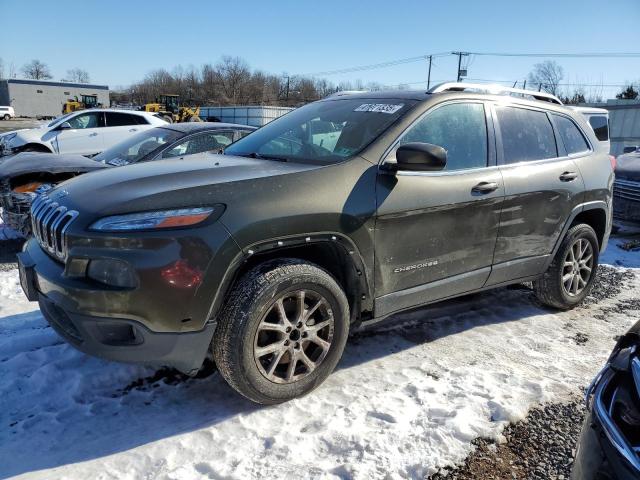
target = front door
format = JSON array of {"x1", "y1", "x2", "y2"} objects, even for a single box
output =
[
  {"x1": 486, "y1": 105, "x2": 586, "y2": 286},
  {"x1": 374, "y1": 101, "x2": 504, "y2": 317},
  {"x1": 55, "y1": 111, "x2": 104, "y2": 155}
]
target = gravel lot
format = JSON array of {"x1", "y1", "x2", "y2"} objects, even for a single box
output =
[{"x1": 0, "y1": 118, "x2": 43, "y2": 133}]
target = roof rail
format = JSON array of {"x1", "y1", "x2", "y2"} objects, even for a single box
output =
[{"x1": 428, "y1": 82, "x2": 563, "y2": 105}]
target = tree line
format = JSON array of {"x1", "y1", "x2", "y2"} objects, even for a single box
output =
[{"x1": 1, "y1": 56, "x2": 638, "y2": 106}]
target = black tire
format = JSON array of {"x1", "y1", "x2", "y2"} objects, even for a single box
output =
[
  {"x1": 22, "y1": 146, "x2": 50, "y2": 153},
  {"x1": 213, "y1": 258, "x2": 350, "y2": 404},
  {"x1": 162, "y1": 115, "x2": 173, "y2": 123},
  {"x1": 534, "y1": 223, "x2": 599, "y2": 310},
  {"x1": 2, "y1": 114, "x2": 9, "y2": 121}
]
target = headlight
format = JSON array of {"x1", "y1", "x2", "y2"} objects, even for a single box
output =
[{"x1": 89, "y1": 207, "x2": 216, "y2": 232}]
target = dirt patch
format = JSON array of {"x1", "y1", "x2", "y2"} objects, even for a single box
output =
[{"x1": 429, "y1": 397, "x2": 585, "y2": 480}]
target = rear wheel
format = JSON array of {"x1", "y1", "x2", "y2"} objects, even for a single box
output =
[
  {"x1": 534, "y1": 223, "x2": 599, "y2": 309},
  {"x1": 2, "y1": 114, "x2": 9, "y2": 121},
  {"x1": 213, "y1": 258, "x2": 350, "y2": 404}
]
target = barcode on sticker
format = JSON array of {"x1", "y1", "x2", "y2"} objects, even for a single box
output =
[{"x1": 354, "y1": 103, "x2": 404, "y2": 114}]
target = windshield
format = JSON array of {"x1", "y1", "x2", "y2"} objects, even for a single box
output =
[
  {"x1": 225, "y1": 98, "x2": 416, "y2": 164},
  {"x1": 94, "y1": 127, "x2": 182, "y2": 165}
]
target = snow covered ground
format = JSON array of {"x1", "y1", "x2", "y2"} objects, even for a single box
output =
[{"x1": 1, "y1": 236, "x2": 639, "y2": 480}]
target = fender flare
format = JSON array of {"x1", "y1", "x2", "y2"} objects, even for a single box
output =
[
  {"x1": 544, "y1": 200, "x2": 609, "y2": 270},
  {"x1": 205, "y1": 231, "x2": 373, "y2": 324}
]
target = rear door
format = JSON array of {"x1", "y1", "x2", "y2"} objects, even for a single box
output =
[
  {"x1": 374, "y1": 101, "x2": 504, "y2": 316},
  {"x1": 54, "y1": 111, "x2": 105, "y2": 155},
  {"x1": 103, "y1": 112, "x2": 150, "y2": 150},
  {"x1": 486, "y1": 104, "x2": 586, "y2": 285}
]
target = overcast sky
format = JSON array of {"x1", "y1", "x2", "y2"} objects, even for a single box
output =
[{"x1": 1, "y1": 0, "x2": 639, "y2": 98}]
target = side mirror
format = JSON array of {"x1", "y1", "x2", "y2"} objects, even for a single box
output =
[
  {"x1": 394, "y1": 142, "x2": 447, "y2": 172},
  {"x1": 58, "y1": 122, "x2": 72, "y2": 130}
]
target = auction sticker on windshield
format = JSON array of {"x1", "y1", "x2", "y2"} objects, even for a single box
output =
[{"x1": 354, "y1": 104, "x2": 404, "y2": 114}]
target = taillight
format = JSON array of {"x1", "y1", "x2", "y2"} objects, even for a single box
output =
[{"x1": 610, "y1": 155, "x2": 617, "y2": 171}]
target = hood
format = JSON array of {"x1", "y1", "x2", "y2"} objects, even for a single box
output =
[
  {"x1": 0, "y1": 152, "x2": 108, "y2": 179},
  {"x1": 616, "y1": 153, "x2": 640, "y2": 182},
  {"x1": 52, "y1": 152, "x2": 321, "y2": 216}
]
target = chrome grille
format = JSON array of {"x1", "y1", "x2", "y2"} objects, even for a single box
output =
[
  {"x1": 613, "y1": 179, "x2": 640, "y2": 203},
  {"x1": 30, "y1": 195, "x2": 78, "y2": 261}
]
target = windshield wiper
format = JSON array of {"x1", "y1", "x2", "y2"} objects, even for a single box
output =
[{"x1": 235, "y1": 152, "x2": 289, "y2": 162}]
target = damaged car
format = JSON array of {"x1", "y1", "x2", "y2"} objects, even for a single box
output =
[
  {"x1": 0, "y1": 122, "x2": 256, "y2": 234},
  {"x1": 572, "y1": 320, "x2": 640, "y2": 480}
]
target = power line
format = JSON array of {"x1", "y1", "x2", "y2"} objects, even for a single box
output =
[
  {"x1": 467, "y1": 52, "x2": 640, "y2": 58},
  {"x1": 304, "y1": 52, "x2": 449, "y2": 76}
]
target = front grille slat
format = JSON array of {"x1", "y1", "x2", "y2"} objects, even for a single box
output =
[{"x1": 30, "y1": 195, "x2": 78, "y2": 262}]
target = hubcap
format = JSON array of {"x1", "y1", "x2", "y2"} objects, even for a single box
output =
[
  {"x1": 562, "y1": 238, "x2": 594, "y2": 297},
  {"x1": 253, "y1": 289, "x2": 334, "y2": 384}
]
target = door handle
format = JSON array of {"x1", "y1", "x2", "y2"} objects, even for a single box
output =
[
  {"x1": 89, "y1": 132, "x2": 98, "y2": 137},
  {"x1": 471, "y1": 181, "x2": 499, "y2": 194},
  {"x1": 559, "y1": 171, "x2": 578, "y2": 182},
  {"x1": 129, "y1": 128, "x2": 137, "y2": 132}
]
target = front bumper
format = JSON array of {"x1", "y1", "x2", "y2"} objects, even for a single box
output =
[
  {"x1": 19, "y1": 221, "x2": 241, "y2": 373},
  {"x1": 613, "y1": 179, "x2": 640, "y2": 226}
]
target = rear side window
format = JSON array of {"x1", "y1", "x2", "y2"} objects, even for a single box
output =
[
  {"x1": 552, "y1": 115, "x2": 590, "y2": 155},
  {"x1": 399, "y1": 102, "x2": 488, "y2": 171},
  {"x1": 105, "y1": 112, "x2": 149, "y2": 127},
  {"x1": 588, "y1": 115, "x2": 609, "y2": 142},
  {"x1": 496, "y1": 106, "x2": 557, "y2": 163}
]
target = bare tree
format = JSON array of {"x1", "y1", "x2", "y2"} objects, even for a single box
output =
[
  {"x1": 66, "y1": 68, "x2": 90, "y2": 83},
  {"x1": 527, "y1": 61, "x2": 564, "y2": 95},
  {"x1": 21, "y1": 59, "x2": 52, "y2": 80}
]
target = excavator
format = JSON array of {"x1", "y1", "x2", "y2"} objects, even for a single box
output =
[
  {"x1": 140, "y1": 94, "x2": 201, "y2": 123},
  {"x1": 62, "y1": 94, "x2": 101, "y2": 114}
]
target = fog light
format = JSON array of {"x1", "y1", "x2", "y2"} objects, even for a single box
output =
[
  {"x1": 87, "y1": 259, "x2": 138, "y2": 288},
  {"x1": 161, "y1": 260, "x2": 203, "y2": 288}
]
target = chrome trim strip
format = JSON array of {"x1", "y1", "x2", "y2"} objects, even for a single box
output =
[
  {"x1": 50, "y1": 206, "x2": 68, "y2": 254},
  {"x1": 594, "y1": 370, "x2": 640, "y2": 471}
]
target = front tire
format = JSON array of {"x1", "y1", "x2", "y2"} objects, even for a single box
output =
[
  {"x1": 213, "y1": 258, "x2": 350, "y2": 404},
  {"x1": 534, "y1": 223, "x2": 599, "y2": 310}
]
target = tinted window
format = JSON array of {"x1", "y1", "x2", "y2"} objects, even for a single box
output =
[
  {"x1": 399, "y1": 102, "x2": 488, "y2": 170},
  {"x1": 105, "y1": 112, "x2": 148, "y2": 127},
  {"x1": 162, "y1": 131, "x2": 235, "y2": 158},
  {"x1": 496, "y1": 107, "x2": 557, "y2": 163},
  {"x1": 67, "y1": 112, "x2": 102, "y2": 129},
  {"x1": 95, "y1": 128, "x2": 182, "y2": 165},
  {"x1": 588, "y1": 115, "x2": 609, "y2": 142},
  {"x1": 553, "y1": 115, "x2": 590, "y2": 155}
]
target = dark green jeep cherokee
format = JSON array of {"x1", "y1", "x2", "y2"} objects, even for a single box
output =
[{"x1": 18, "y1": 83, "x2": 614, "y2": 404}]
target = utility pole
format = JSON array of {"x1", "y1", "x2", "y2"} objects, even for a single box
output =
[
  {"x1": 426, "y1": 55, "x2": 432, "y2": 89},
  {"x1": 452, "y1": 52, "x2": 469, "y2": 82}
]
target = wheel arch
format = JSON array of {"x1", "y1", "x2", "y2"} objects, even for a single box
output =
[
  {"x1": 208, "y1": 233, "x2": 373, "y2": 327},
  {"x1": 17, "y1": 143, "x2": 53, "y2": 153}
]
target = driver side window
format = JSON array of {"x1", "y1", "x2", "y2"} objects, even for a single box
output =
[
  {"x1": 67, "y1": 112, "x2": 102, "y2": 129},
  {"x1": 398, "y1": 102, "x2": 488, "y2": 171}
]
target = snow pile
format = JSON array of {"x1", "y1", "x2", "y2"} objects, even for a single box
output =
[{"x1": 0, "y1": 250, "x2": 638, "y2": 479}]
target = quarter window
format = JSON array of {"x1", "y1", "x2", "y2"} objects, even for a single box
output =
[
  {"x1": 398, "y1": 102, "x2": 488, "y2": 170},
  {"x1": 588, "y1": 115, "x2": 609, "y2": 142},
  {"x1": 496, "y1": 106, "x2": 557, "y2": 163},
  {"x1": 553, "y1": 115, "x2": 590, "y2": 155}
]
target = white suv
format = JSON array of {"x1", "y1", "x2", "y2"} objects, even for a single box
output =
[
  {"x1": 0, "y1": 106, "x2": 15, "y2": 120},
  {"x1": 0, "y1": 109, "x2": 167, "y2": 157}
]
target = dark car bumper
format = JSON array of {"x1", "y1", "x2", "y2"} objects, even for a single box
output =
[{"x1": 19, "y1": 223, "x2": 241, "y2": 373}]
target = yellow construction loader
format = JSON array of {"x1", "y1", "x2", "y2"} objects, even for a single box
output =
[
  {"x1": 140, "y1": 94, "x2": 201, "y2": 123},
  {"x1": 62, "y1": 94, "x2": 100, "y2": 114}
]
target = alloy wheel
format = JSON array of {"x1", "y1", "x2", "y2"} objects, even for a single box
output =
[
  {"x1": 253, "y1": 289, "x2": 334, "y2": 384},
  {"x1": 562, "y1": 237, "x2": 594, "y2": 297}
]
